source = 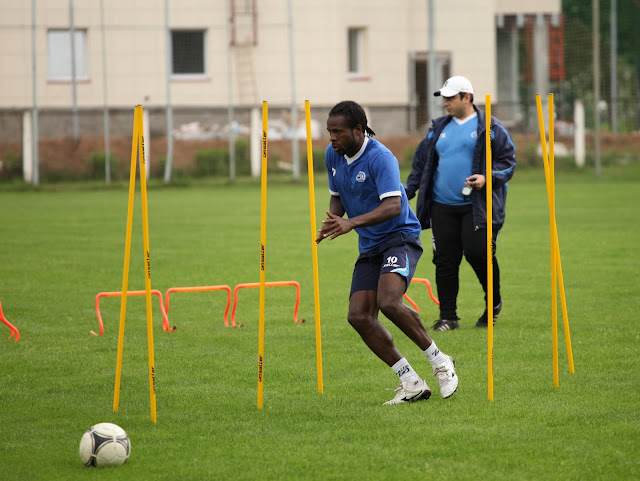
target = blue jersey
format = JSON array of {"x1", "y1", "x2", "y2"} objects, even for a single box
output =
[
  {"x1": 326, "y1": 137, "x2": 422, "y2": 253},
  {"x1": 433, "y1": 114, "x2": 478, "y2": 205}
]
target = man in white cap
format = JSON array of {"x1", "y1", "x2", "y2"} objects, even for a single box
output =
[{"x1": 405, "y1": 76, "x2": 517, "y2": 331}]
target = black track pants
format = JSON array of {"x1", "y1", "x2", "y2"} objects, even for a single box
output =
[{"x1": 430, "y1": 202, "x2": 501, "y2": 320}]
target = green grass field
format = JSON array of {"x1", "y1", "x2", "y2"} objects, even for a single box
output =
[{"x1": 1, "y1": 166, "x2": 639, "y2": 480}]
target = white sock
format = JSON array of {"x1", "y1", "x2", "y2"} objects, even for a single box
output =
[
  {"x1": 390, "y1": 357, "x2": 420, "y2": 384},
  {"x1": 424, "y1": 342, "x2": 448, "y2": 369}
]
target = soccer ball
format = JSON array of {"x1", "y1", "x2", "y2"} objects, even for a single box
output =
[{"x1": 79, "y1": 422, "x2": 131, "y2": 467}]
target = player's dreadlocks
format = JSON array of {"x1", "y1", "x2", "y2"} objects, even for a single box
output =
[{"x1": 328, "y1": 101, "x2": 376, "y2": 137}]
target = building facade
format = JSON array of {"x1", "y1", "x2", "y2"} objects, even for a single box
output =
[{"x1": 0, "y1": 0, "x2": 561, "y2": 141}]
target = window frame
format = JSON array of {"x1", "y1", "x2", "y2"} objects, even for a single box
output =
[
  {"x1": 347, "y1": 27, "x2": 369, "y2": 80},
  {"x1": 171, "y1": 29, "x2": 208, "y2": 79},
  {"x1": 46, "y1": 28, "x2": 89, "y2": 82}
]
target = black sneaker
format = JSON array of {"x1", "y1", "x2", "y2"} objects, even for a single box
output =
[
  {"x1": 432, "y1": 317, "x2": 460, "y2": 331},
  {"x1": 475, "y1": 301, "x2": 503, "y2": 328}
]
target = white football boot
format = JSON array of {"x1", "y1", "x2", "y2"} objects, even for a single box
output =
[
  {"x1": 383, "y1": 378, "x2": 431, "y2": 405},
  {"x1": 433, "y1": 355, "x2": 458, "y2": 398}
]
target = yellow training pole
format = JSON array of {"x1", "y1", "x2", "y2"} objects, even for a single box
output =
[
  {"x1": 549, "y1": 94, "x2": 575, "y2": 374},
  {"x1": 114, "y1": 105, "x2": 140, "y2": 412},
  {"x1": 305, "y1": 100, "x2": 324, "y2": 393},
  {"x1": 555, "y1": 243, "x2": 575, "y2": 372},
  {"x1": 137, "y1": 106, "x2": 157, "y2": 422},
  {"x1": 257, "y1": 101, "x2": 268, "y2": 409},
  {"x1": 548, "y1": 96, "x2": 559, "y2": 387},
  {"x1": 535, "y1": 95, "x2": 559, "y2": 387},
  {"x1": 486, "y1": 95, "x2": 494, "y2": 401}
]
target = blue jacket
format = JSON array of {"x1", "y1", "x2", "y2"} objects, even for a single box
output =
[{"x1": 405, "y1": 105, "x2": 516, "y2": 230}]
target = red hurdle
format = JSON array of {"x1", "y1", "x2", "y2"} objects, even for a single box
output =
[
  {"x1": 164, "y1": 285, "x2": 232, "y2": 327},
  {"x1": 0, "y1": 301, "x2": 20, "y2": 342},
  {"x1": 403, "y1": 277, "x2": 440, "y2": 313},
  {"x1": 94, "y1": 290, "x2": 170, "y2": 336},
  {"x1": 231, "y1": 281, "x2": 301, "y2": 327}
]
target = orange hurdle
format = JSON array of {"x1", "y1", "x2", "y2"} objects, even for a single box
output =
[
  {"x1": 231, "y1": 281, "x2": 301, "y2": 327},
  {"x1": 403, "y1": 277, "x2": 439, "y2": 313},
  {"x1": 0, "y1": 301, "x2": 20, "y2": 342},
  {"x1": 95, "y1": 290, "x2": 170, "y2": 336},
  {"x1": 164, "y1": 285, "x2": 232, "y2": 327}
]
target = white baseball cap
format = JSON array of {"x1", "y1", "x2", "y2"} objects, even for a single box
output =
[{"x1": 434, "y1": 76, "x2": 474, "y2": 97}]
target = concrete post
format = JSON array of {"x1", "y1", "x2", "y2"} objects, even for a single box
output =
[
  {"x1": 250, "y1": 107, "x2": 260, "y2": 177},
  {"x1": 533, "y1": 14, "x2": 550, "y2": 103},
  {"x1": 22, "y1": 111, "x2": 33, "y2": 182},
  {"x1": 574, "y1": 99, "x2": 585, "y2": 167},
  {"x1": 143, "y1": 108, "x2": 151, "y2": 179}
]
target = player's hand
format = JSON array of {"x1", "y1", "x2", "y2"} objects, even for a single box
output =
[
  {"x1": 465, "y1": 174, "x2": 486, "y2": 190},
  {"x1": 316, "y1": 211, "x2": 353, "y2": 243}
]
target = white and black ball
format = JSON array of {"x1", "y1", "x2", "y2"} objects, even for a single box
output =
[{"x1": 79, "y1": 422, "x2": 130, "y2": 467}]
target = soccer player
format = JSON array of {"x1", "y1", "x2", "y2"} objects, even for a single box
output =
[
  {"x1": 405, "y1": 76, "x2": 516, "y2": 331},
  {"x1": 316, "y1": 100, "x2": 458, "y2": 404}
]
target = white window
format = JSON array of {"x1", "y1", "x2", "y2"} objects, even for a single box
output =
[
  {"x1": 172, "y1": 30, "x2": 206, "y2": 76},
  {"x1": 348, "y1": 27, "x2": 366, "y2": 76},
  {"x1": 47, "y1": 29, "x2": 88, "y2": 81}
]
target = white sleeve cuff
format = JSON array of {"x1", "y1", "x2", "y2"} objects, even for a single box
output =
[{"x1": 379, "y1": 191, "x2": 401, "y2": 200}]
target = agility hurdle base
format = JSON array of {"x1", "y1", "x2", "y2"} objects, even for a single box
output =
[
  {"x1": 402, "y1": 278, "x2": 439, "y2": 313},
  {"x1": 0, "y1": 301, "x2": 20, "y2": 342}
]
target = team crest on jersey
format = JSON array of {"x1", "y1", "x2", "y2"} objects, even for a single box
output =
[
  {"x1": 356, "y1": 171, "x2": 366, "y2": 182},
  {"x1": 471, "y1": 131, "x2": 477, "y2": 138}
]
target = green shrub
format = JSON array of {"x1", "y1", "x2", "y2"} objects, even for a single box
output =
[
  {"x1": 312, "y1": 148, "x2": 327, "y2": 172},
  {"x1": 300, "y1": 147, "x2": 327, "y2": 173},
  {"x1": 1, "y1": 151, "x2": 22, "y2": 180},
  {"x1": 153, "y1": 156, "x2": 167, "y2": 178},
  {"x1": 193, "y1": 139, "x2": 253, "y2": 177},
  {"x1": 87, "y1": 152, "x2": 118, "y2": 180},
  {"x1": 234, "y1": 138, "x2": 251, "y2": 176},
  {"x1": 518, "y1": 142, "x2": 540, "y2": 168},
  {"x1": 41, "y1": 161, "x2": 84, "y2": 182},
  {"x1": 601, "y1": 147, "x2": 640, "y2": 166},
  {"x1": 403, "y1": 145, "x2": 416, "y2": 166},
  {"x1": 194, "y1": 148, "x2": 228, "y2": 176}
]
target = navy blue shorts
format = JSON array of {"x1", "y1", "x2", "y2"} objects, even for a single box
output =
[{"x1": 350, "y1": 232, "x2": 423, "y2": 297}]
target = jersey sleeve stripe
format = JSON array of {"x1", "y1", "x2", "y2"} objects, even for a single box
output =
[{"x1": 379, "y1": 191, "x2": 401, "y2": 200}]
